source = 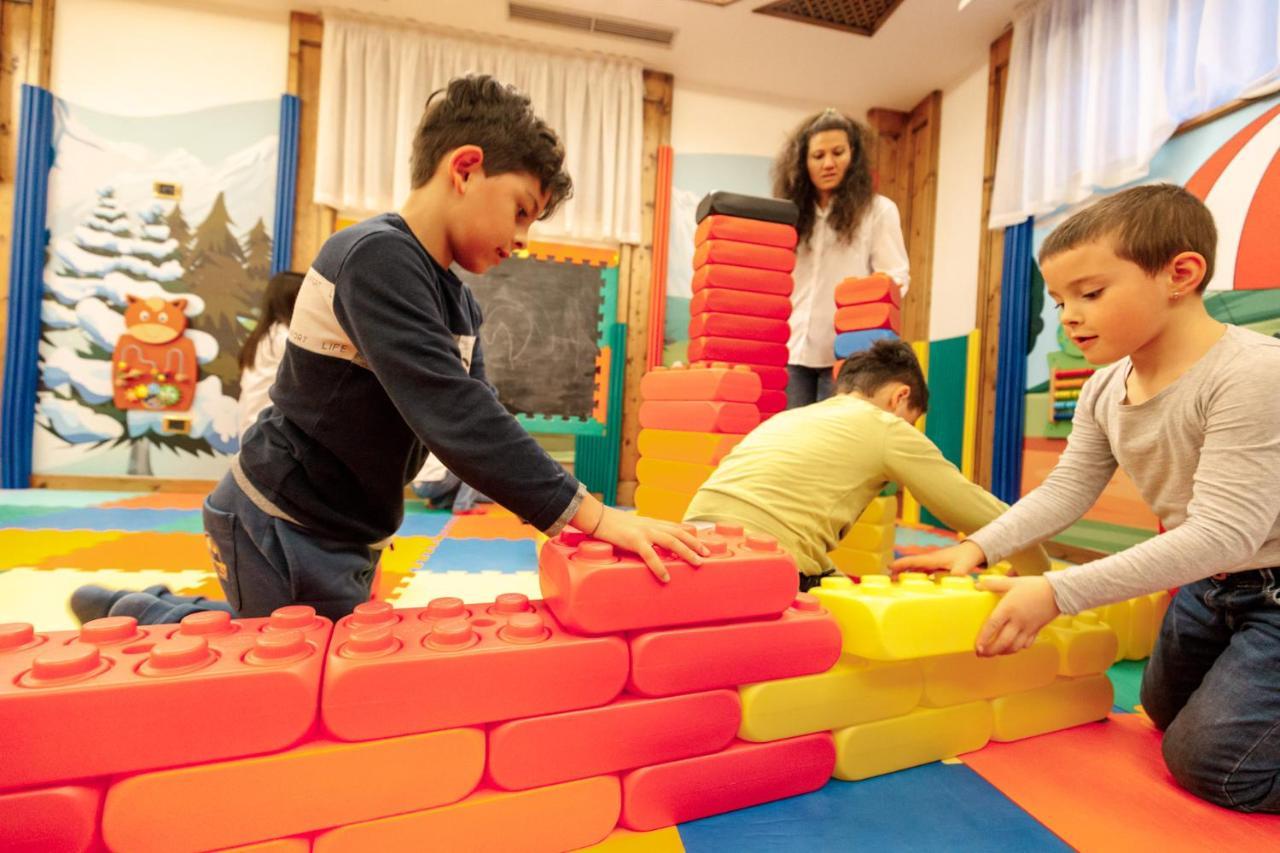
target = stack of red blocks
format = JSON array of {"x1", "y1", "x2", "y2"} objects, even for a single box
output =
[
  {"x1": 689, "y1": 211, "x2": 797, "y2": 420},
  {"x1": 0, "y1": 529, "x2": 842, "y2": 852}
]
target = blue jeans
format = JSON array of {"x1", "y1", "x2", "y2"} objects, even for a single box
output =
[
  {"x1": 201, "y1": 474, "x2": 381, "y2": 622},
  {"x1": 786, "y1": 364, "x2": 835, "y2": 409},
  {"x1": 1140, "y1": 569, "x2": 1280, "y2": 813}
]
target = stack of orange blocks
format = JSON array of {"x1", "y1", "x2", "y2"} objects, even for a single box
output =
[
  {"x1": 634, "y1": 363, "x2": 761, "y2": 522},
  {"x1": 689, "y1": 197, "x2": 799, "y2": 420},
  {"x1": 0, "y1": 528, "x2": 844, "y2": 851},
  {"x1": 833, "y1": 272, "x2": 902, "y2": 364}
]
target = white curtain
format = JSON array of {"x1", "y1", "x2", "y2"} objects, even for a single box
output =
[
  {"x1": 990, "y1": 0, "x2": 1280, "y2": 227},
  {"x1": 316, "y1": 13, "x2": 644, "y2": 244}
]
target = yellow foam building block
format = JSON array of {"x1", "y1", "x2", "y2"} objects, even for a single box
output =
[
  {"x1": 1088, "y1": 589, "x2": 1172, "y2": 661},
  {"x1": 636, "y1": 458, "x2": 715, "y2": 493},
  {"x1": 989, "y1": 674, "x2": 1114, "y2": 742},
  {"x1": 1039, "y1": 613, "x2": 1119, "y2": 676},
  {"x1": 582, "y1": 827, "x2": 685, "y2": 852},
  {"x1": 918, "y1": 641, "x2": 1058, "y2": 708},
  {"x1": 812, "y1": 574, "x2": 997, "y2": 661},
  {"x1": 856, "y1": 496, "x2": 897, "y2": 525},
  {"x1": 634, "y1": 484, "x2": 694, "y2": 523},
  {"x1": 835, "y1": 521, "x2": 894, "y2": 553},
  {"x1": 827, "y1": 547, "x2": 892, "y2": 577},
  {"x1": 738, "y1": 656, "x2": 922, "y2": 742},
  {"x1": 636, "y1": 429, "x2": 745, "y2": 466},
  {"x1": 832, "y1": 701, "x2": 992, "y2": 781}
]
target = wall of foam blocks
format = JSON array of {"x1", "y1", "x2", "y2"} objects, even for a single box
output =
[
  {"x1": 826, "y1": 495, "x2": 897, "y2": 576},
  {"x1": 635, "y1": 364, "x2": 760, "y2": 522},
  {"x1": 2, "y1": 530, "x2": 1135, "y2": 852},
  {"x1": 833, "y1": 273, "x2": 902, "y2": 360}
]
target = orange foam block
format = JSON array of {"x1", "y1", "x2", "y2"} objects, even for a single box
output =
[
  {"x1": 312, "y1": 776, "x2": 621, "y2": 853},
  {"x1": 0, "y1": 784, "x2": 102, "y2": 852},
  {"x1": 834, "y1": 302, "x2": 901, "y2": 334},
  {"x1": 320, "y1": 597, "x2": 628, "y2": 741},
  {"x1": 691, "y1": 288, "x2": 792, "y2": 320},
  {"x1": 0, "y1": 607, "x2": 330, "y2": 790},
  {"x1": 102, "y1": 727, "x2": 484, "y2": 852},
  {"x1": 637, "y1": 429, "x2": 745, "y2": 466},
  {"x1": 689, "y1": 312, "x2": 791, "y2": 344},
  {"x1": 695, "y1": 214, "x2": 798, "y2": 249},
  {"x1": 694, "y1": 239, "x2": 795, "y2": 273},
  {"x1": 688, "y1": 336, "x2": 788, "y2": 368},
  {"x1": 963, "y1": 714, "x2": 1280, "y2": 851},
  {"x1": 220, "y1": 840, "x2": 310, "y2": 853},
  {"x1": 640, "y1": 363, "x2": 762, "y2": 403},
  {"x1": 692, "y1": 263, "x2": 793, "y2": 296},
  {"x1": 639, "y1": 400, "x2": 760, "y2": 434},
  {"x1": 628, "y1": 592, "x2": 842, "y2": 696},
  {"x1": 620, "y1": 734, "x2": 835, "y2": 831},
  {"x1": 487, "y1": 690, "x2": 740, "y2": 790},
  {"x1": 834, "y1": 273, "x2": 901, "y2": 307},
  {"x1": 539, "y1": 524, "x2": 799, "y2": 634}
]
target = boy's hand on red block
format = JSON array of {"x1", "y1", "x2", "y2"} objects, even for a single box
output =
[
  {"x1": 890, "y1": 539, "x2": 986, "y2": 577},
  {"x1": 593, "y1": 507, "x2": 709, "y2": 583},
  {"x1": 973, "y1": 575, "x2": 1060, "y2": 656}
]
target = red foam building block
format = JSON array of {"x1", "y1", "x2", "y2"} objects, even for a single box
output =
[
  {"x1": 102, "y1": 726, "x2": 485, "y2": 853},
  {"x1": 687, "y1": 336, "x2": 788, "y2": 368},
  {"x1": 695, "y1": 215, "x2": 798, "y2": 250},
  {"x1": 0, "y1": 608, "x2": 330, "y2": 790},
  {"x1": 628, "y1": 591, "x2": 842, "y2": 696},
  {"x1": 694, "y1": 239, "x2": 796, "y2": 273},
  {"x1": 701, "y1": 362, "x2": 788, "y2": 391},
  {"x1": 835, "y1": 273, "x2": 901, "y2": 307},
  {"x1": 691, "y1": 288, "x2": 792, "y2": 320},
  {"x1": 640, "y1": 363, "x2": 762, "y2": 403},
  {"x1": 688, "y1": 312, "x2": 791, "y2": 345},
  {"x1": 0, "y1": 784, "x2": 102, "y2": 852},
  {"x1": 757, "y1": 389, "x2": 788, "y2": 414},
  {"x1": 619, "y1": 734, "x2": 836, "y2": 831},
  {"x1": 320, "y1": 596, "x2": 629, "y2": 741},
  {"x1": 692, "y1": 263, "x2": 794, "y2": 297},
  {"x1": 487, "y1": 690, "x2": 741, "y2": 790},
  {"x1": 638, "y1": 400, "x2": 760, "y2": 434},
  {"x1": 538, "y1": 526, "x2": 799, "y2": 634},
  {"x1": 835, "y1": 302, "x2": 901, "y2": 334},
  {"x1": 312, "y1": 776, "x2": 620, "y2": 853}
]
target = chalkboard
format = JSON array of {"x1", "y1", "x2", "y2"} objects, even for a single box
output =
[{"x1": 456, "y1": 255, "x2": 605, "y2": 422}]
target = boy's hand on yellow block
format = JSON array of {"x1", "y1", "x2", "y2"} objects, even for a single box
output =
[
  {"x1": 593, "y1": 507, "x2": 709, "y2": 583},
  {"x1": 890, "y1": 539, "x2": 987, "y2": 577},
  {"x1": 974, "y1": 575, "x2": 1060, "y2": 656}
]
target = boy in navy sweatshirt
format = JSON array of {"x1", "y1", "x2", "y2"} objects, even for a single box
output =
[{"x1": 73, "y1": 75, "x2": 705, "y2": 624}]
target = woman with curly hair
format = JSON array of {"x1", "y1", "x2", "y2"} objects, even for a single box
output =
[{"x1": 774, "y1": 108, "x2": 910, "y2": 408}]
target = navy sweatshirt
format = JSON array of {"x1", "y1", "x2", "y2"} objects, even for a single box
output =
[{"x1": 236, "y1": 213, "x2": 583, "y2": 545}]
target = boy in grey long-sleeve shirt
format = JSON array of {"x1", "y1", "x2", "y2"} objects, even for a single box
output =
[{"x1": 895, "y1": 184, "x2": 1280, "y2": 814}]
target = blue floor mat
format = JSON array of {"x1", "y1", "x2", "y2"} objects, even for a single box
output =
[
  {"x1": 421, "y1": 538, "x2": 539, "y2": 573},
  {"x1": 2, "y1": 508, "x2": 202, "y2": 532},
  {"x1": 678, "y1": 761, "x2": 1071, "y2": 852}
]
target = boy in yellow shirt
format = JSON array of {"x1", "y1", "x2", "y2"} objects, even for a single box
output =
[{"x1": 685, "y1": 339, "x2": 1048, "y2": 590}]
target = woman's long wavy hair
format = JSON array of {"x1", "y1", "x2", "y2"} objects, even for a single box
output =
[{"x1": 772, "y1": 109, "x2": 875, "y2": 247}]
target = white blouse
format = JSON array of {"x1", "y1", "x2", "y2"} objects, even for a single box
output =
[
  {"x1": 237, "y1": 322, "x2": 289, "y2": 439},
  {"x1": 787, "y1": 194, "x2": 910, "y2": 368}
]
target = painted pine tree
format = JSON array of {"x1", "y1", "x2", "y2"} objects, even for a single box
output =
[{"x1": 186, "y1": 192, "x2": 255, "y2": 397}]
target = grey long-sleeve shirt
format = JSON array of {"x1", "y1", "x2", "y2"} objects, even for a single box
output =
[{"x1": 968, "y1": 324, "x2": 1280, "y2": 614}]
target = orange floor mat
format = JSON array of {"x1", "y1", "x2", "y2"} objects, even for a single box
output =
[
  {"x1": 962, "y1": 713, "x2": 1280, "y2": 851},
  {"x1": 100, "y1": 492, "x2": 210, "y2": 510},
  {"x1": 38, "y1": 532, "x2": 213, "y2": 573},
  {"x1": 444, "y1": 513, "x2": 539, "y2": 540}
]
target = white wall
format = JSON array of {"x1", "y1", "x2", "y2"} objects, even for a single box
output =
[
  {"x1": 928, "y1": 61, "x2": 989, "y2": 341},
  {"x1": 51, "y1": 0, "x2": 289, "y2": 114},
  {"x1": 672, "y1": 82, "x2": 826, "y2": 158}
]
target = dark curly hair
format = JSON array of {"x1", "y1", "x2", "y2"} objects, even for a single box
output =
[
  {"x1": 409, "y1": 75, "x2": 574, "y2": 220},
  {"x1": 772, "y1": 109, "x2": 875, "y2": 247},
  {"x1": 835, "y1": 339, "x2": 929, "y2": 413}
]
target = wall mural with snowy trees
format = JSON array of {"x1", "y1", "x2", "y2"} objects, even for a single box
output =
[{"x1": 35, "y1": 98, "x2": 279, "y2": 477}]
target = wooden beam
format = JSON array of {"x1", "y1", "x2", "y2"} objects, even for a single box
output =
[
  {"x1": 288, "y1": 11, "x2": 333, "y2": 272},
  {"x1": 616, "y1": 69, "x2": 673, "y2": 507},
  {"x1": 902, "y1": 90, "x2": 941, "y2": 343},
  {"x1": 972, "y1": 28, "x2": 1012, "y2": 490},
  {"x1": 31, "y1": 474, "x2": 218, "y2": 494},
  {"x1": 0, "y1": 0, "x2": 55, "y2": 431}
]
